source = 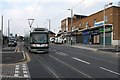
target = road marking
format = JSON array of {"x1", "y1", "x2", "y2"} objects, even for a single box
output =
[
  {"x1": 14, "y1": 74, "x2": 19, "y2": 77},
  {"x1": 72, "y1": 57, "x2": 90, "y2": 65},
  {"x1": 15, "y1": 71, "x2": 19, "y2": 74},
  {"x1": 47, "y1": 67, "x2": 59, "y2": 79},
  {"x1": 49, "y1": 55, "x2": 92, "y2": 78},
  {"x1": 100, "y1": 67, "x2": 120, "y2": 75},
  {"x1": 24, "y1": 74, "x2": 29, "y2": 78},
  {"x1": 23, "y1": 68, "x2": 27, "y2": 70},
  {"x1": 15, "y1": 67, "x2": 19, "y2": 70},
  {"x1": 14, "y1": 64, "x2": 30, "y2": 78},
  {"x1": 16, "y1": 65, "x2": 19, "y2": 68},
  {"x1": 23, "y1": 71, "x2": 28, "y2": 74},
  {"x1": 53, "y1": 49, "x2": 57, "y2": 52},
  {"x1": 60, "y1": 52, "x2": 68, "y2": 56},
  {"x1": 22, "y1": 65, "x2": 26, "y2": 68},
  {"x1": 56, "y1": 52, "x2": 68, "y2": 56},
  {"x1": 23, "y1": 64, "x2": 26, "y2": 66}
]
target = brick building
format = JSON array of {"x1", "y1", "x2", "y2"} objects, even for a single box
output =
[{"x1": 61, "y1": 6, "x2": 120, "y2": 46}]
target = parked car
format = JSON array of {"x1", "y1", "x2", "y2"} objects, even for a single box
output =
[
  {"x1": 8, "y1": 40, "x2": 17, "y2": 47},
  {"x1": 50, "y1": 37, "x2": 55, "y2": 43},
  {"x1": 54, "y1": 37, "x2": 63, "y2": 44}
]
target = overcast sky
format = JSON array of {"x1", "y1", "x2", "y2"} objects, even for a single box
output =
[{"x1": 0, "y1": 0, "x2": 119, "y2": 36}]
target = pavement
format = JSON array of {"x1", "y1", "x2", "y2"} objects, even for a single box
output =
[
  {"x1": 2, "y1": 46, "x2": 26, "y2": 64},
  {"x1": 64, "y1": 43, "x2": 120, "y2": 54}
]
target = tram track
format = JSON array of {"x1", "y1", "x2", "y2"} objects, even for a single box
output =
[{"x1": 31, "y1": 53, "x2": 64, "y2": 80}]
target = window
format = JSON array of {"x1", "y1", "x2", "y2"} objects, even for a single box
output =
[
  {"x1": 94, "y1": 19, "x2": 96, "y2": 26},
  {"x1": 104, "y1": 16, "x2": 108, "y2": 23},
  {"x1": 86, "y1": 22, "x2": 88, "y2": 28}
]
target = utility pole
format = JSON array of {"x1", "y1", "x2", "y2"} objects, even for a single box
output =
[
  {"x1": 8, "y1": 19, "x2": 12, "y2": 40},
  {"x1": 47, "y1": 19, "x2": 51, "y2": 43},
  {"x1": 1, "y1": 15, "x2": 3, "y2": 46},
  {"x1": 103, "y1": 2, "x2": 112, "y2": 48},
  {"x1": 68, "y1": 9, "x2": 73, "y2": 45}
]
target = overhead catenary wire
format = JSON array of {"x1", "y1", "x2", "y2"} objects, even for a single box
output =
[
  {"x1": 29, "y1": 0, "x2": 85, "y2": 31},
  {"x1": 31, "y1": 1, "x2": 41, "y2": 19}
]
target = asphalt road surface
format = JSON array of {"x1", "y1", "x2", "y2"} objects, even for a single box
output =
[{"x1": 2, "y1": 42, "x2": 120, "y2": 80}]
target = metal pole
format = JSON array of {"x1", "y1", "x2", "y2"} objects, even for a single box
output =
[
  {"x1": 68, "y1": 9, "x2": 73, "y2": 45},
  {"x1": 71, "y1": 9, "x2": 73, "y2": 45},
  {"x1": 103, "y1": 2, "x2": 112, "y2": 48},
  {"x1": 8, "y1": 20, "x2": 9, "y2": 39},
  {"x1": 8, "y1": 19, "x2": 12, "y2": 49},
  {"x1": 103, "y1": 6, "x2": 106, "y2": 48},
  {"x1": 47, "y1": 19, "x2": 50, "y2": 43},
  {"x1": 1, "y1": 15, "x2": 3, "y2": 46}
]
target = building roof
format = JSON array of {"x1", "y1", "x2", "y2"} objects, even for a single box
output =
[
  {"x1": 73, "y1": 14, "x2": 87, "y2": 19},
  {"x1": 88, "y1": 6, "x2": 120, "y2": 18}
]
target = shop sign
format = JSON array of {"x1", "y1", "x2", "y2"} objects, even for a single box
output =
[
  {"x1": 94, "y1": 21, "x2": 107, "y2": 27},
  {"x1": 105, "y1": 27, "x2": 112, "y2": 32},
  {"x1": 99, "y1": 27, "x2": 112, "y2": 33}
]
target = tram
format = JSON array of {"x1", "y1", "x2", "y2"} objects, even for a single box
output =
[{"x1": 24, "y1": 28, "x2": 49, "y2": 53}]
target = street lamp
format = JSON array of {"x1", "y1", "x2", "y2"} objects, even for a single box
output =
[
  {"x1": 8, "y1": 19, "x2": 12, "y2": 40},
  {"x1": 103, "y1": 2, "x2": 112, "y2": 48},
  {"x1": 47, "y1": 19, "x2": 51, "y2": 42},
  {"x1": 68, "y1": 9, "x2": 73, "y2": 45},
  {"x1": 47, "y1": 19, "x2": 51, "y2": 32}
]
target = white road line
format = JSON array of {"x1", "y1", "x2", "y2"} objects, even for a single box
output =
[
  {"x1": 16, "y1": 65, "x2": 19, "y2": 68},
  {"x1": 56, "y1": 52, "x2": 68, "y2": 56},
  {"x1": 100, "y1": 67, "x2": 120, "y2": 76},
  {"x1": 53, "y1": 49, "x2": 57, "y2": 52},
  {"x1": 49, "y1": 55, "x2": 92, "y2": 78},
  {"x1": 22, "y1": 65, "x2": 26, "y2": 68},
  {"x1": 24, "y1": 74, "x2": 29, "y2": 78},
  {"x1": 23, "y1": 71, "x2": 28, "y2": 74},
  {"x1": 72, "y1": 57, "x2": 90, "y2": 65},
  {"x1": 23, "y1": 68, "x2": 27, "y2": 70},
  {"x1": 56, "y1": 52, "x2": 62, "y2": 56},
  {"x1": 15, "y1": 67, "x2": 19, "y2": 70},
  {"x1": 23, "y1": 64, "x2": 26, "y2": 66},
  {"x1": 14, "y1": 74, "x2": 19, "y2": 77},
  {"x1": 60, "y1": 52, "x2": 68, "y2": 56},
  {"x1": 47, "y1": 67, "x2": 59, "y2": 79},
  {"x1": 15, "y1": 71, "x2": 19, "y2": 74}
]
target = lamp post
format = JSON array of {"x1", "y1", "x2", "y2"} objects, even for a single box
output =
[
  {"x1": 68, "y1": 9, "x2": 73, "y2": 45},
  {"x1": 47, "y1": 19, "x2": 51, "y2": 43},
  {"x1": 1, "y1": 15, "x2": 3, "y2": 46},
  {"x1": 47, "y1": 19, "x2": 50, "y2": 32},
  {"x1": 103, "y1": 2, "x2": 112, "y2": 48},
  {"x1": 8, "y1": 19, "x2": 12, "y2": 40}
]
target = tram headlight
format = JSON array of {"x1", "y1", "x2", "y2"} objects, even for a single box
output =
[{"x1": 31, "y1": 44, "x2": 36, "y2": 47}]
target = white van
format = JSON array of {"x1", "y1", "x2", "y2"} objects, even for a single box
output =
[{"x1": 54, "y1": 37, "x2": 63, "y2": 44}]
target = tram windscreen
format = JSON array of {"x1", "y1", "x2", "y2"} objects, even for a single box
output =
[{"x1": 31, "y1": 33, "x2": 48, "y2": 43}]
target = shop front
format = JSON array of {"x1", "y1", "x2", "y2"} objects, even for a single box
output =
[
  {"x1": 99, "y1": 26, "x2": 112, "y2": 45},
  {"x1": 91, "y1": 29, "x2": 100, "y2": 44},
  {"x1": 82, "y1": 30, "x2": 91, "y2": 44},
  {"x1": 76, "y1": 31, "x2": 83, "y2": 43}
]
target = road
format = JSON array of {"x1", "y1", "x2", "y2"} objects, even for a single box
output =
[{"x1": 2, "y1": 42, "x2": 120, "y2": 80}]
